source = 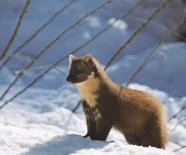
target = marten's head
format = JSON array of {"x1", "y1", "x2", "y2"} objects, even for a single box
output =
[{"x1": 66, "y1": 54, "x2": 97, "y2": 84}]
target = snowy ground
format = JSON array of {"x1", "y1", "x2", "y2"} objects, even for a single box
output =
[
  {"x1": 0, "y1": 0, "x2": 186, "y2": 154},
  {"x1": 0, "y1": 82, "x2": 185, "y2": 155}
]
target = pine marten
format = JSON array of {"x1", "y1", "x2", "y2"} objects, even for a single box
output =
[{"x1": 66, "y1": 54, "x2": 168, "y2": 149}]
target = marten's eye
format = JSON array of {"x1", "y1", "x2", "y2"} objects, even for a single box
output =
[{"x1": 76, "y1": 69, "x2": 83, "y2": 74}]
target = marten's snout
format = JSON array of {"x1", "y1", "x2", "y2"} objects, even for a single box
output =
[
  {"x1": 66, "y1": 73, "x2": 78, "y2": 83},
  {"x1": 66, "y1": 74, "x2": 72, "y2": 82}
]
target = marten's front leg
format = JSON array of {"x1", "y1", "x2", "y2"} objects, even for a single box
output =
[
  {"x1": 82, "y1": 101, "x2": 112, "y2": 140},
  {"x1": 82, "y1": 100, "x2": 96, "y2": 138},
  {"x1": 84, "y1": 115, "x2": 96, "y2": 138},
  {"x1": 93, "y1": 115, "x2": 113, "y2": 140}
]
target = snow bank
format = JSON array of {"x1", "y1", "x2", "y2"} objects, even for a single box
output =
[{"x1": 0, "y1": 84, "x2": 185, "y2": 155}]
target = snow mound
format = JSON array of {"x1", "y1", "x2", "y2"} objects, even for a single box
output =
[{"x1": 0, "y1": 83, "x2": 185, "y2": 155}]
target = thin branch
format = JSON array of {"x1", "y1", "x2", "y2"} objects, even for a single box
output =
[
  {"x1": 169, "y1": 121, "x2": 179, "y2": 134},
  {"x1": 126, "y1": 15, "x2": 186, "y2": 86},
  {"x1": 53, "y1": 66, "x2": 66, "y2": 76},
  {"x1": 72, "y1": 100, "x2": 82, "y2": 113},
  {"x1": 127, "y1": 15, "x2": 186, "y2": 41},
  {"x1": 169, "y1": 105, "x2": 186, "y2": 121},
  {"x1": 104, "y1": 0, "x2": 172, "y2": 70},
  {"x1": 0, "y1": 0, "x2": 30, "y2": 61},
  {"x1": 169, "y1": 118, "x2": 186, "y2": 133},
  {"x1": 16, "y1": 0, "x2": 148, "y2": 76},
  {"x1": 0, "y1": 0, "x2": 113, "y2": 102},
  {"x1": 0, "y1": 0, "x2": 80, "y2": 71},
  {"x1": 173, "y1": 145, "x2": 186, "y2": 152},
  {"x1": 0, "y1": 0, "x2": 148, "y2": 111}
]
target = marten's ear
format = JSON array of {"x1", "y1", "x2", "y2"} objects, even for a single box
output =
[
  {"x1": 83, "y1": 54, "x2": 97, "y2": 72},
  {"x1": 83, "y1": 54, "x2": 93, "y2": 62},
  {"x1": 69, "y1": 55, "x2": 75, "y2": 64}
]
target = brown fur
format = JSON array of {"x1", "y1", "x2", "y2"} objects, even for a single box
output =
[{"x1": 66, "y1": 54, "x2": 168, "y2": 149}]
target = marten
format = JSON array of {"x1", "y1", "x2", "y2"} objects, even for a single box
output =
[{"x1": 66, "y1": 54, "x2": 168, "y2": 149}]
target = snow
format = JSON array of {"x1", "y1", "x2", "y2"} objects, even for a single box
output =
[
  {"x1": 0, "y1": 83, "x2": 185, "y2": 155},
  {"x1": 0, "y1": 0, "x2": 186, "y2": 154}
]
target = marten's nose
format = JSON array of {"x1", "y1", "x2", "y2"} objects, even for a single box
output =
[{"x1": 66, "y1": 75, "x2": 71, "y2": 82}]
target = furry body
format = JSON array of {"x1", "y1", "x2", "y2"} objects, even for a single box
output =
[{"x1": 66, "y1": 54, "x2": 168, "y2": 149}]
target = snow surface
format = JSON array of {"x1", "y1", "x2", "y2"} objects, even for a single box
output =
[
  {"x1": 0, "y1": 81, "x2": 186, "y2": 155},
  {"x1": 0, "y1": 0, "x2": 186, "y2": 155}
]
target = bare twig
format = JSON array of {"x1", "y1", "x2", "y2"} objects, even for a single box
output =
[
  {"x1": 169, "y1": 105, "x2": 186, "y2": 121},
  {"x1": 72, "y1": 100, "x2": 82, "y2": 113},
  {"x1": 127, "y1": 15, "x2": 186, "y2": 41},
  {"x1": 0, "y1": 0, "x2": 113, "y2": 102},
  {"x1": 126, "y1": 15, "x2": 186, "y2": 86},
  {"x1": 104, "y1": 0, "x2": 172, "y2": 70},
  {"x1": 173, "y1": 145, "x2": 186, "y2": 152},
  {"x1": 0, "y1": 0, "x2": 147, "y2": 109},
  {"x1": 0, "y1": 0, "x2": 30, "y2": 61},
  {"x1": 169, "y1": 118, "x2": 186, "y2": 133},
  {"x1": 0, "y1": 0, "x2": 80, "y2": 71},
  {"x1": 16, "y1": 0, "x2": 148, "y2": 75},
  {"x1": 53, "y1": 66, "x2": 66, "y2": 75}
]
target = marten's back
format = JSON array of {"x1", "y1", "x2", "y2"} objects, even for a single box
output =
[{"x1": 118, "y1": 87, "x2": 164, "y2": 114}]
